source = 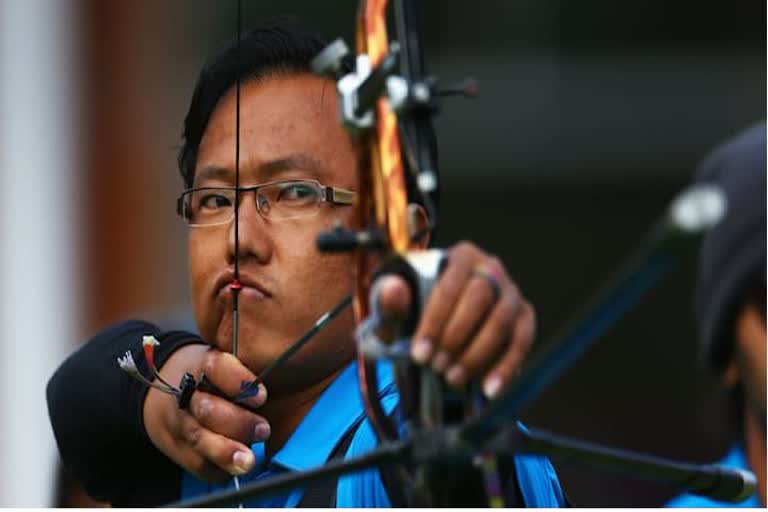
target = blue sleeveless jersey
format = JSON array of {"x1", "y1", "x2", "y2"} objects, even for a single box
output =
[{"x1": 182, "y1": 361, "x2": 565, "y2": 507}]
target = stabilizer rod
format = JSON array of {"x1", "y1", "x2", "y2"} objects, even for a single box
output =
[
  {"x1": 489, "y1": 424, "x2": 756, "y2": 503},
  {"x1": 462, "y1": 184, "x2": 727, "y2": 443}
]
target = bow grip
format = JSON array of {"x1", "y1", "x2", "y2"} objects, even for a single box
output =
[{"x1": 369, "y1": 249, "x2": 447, "y2": 339}]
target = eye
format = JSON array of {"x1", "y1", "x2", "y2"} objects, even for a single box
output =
[
  {"x1": 276, "y1": 182, "x2": 319, "y2": 204},
  {"x1": 198, "y1": 192, "x2": 232, "y2": 211}
]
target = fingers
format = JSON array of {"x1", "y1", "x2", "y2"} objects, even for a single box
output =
[
  {"x1": 178, "y1": 413, "x2": 258, "y2": 480},
  {"x1": 182, "y1": 351, "x2": 271, "y2": 479},
  {"x1": 143, "y1": 345, "x2": 270, "y2": 483},
  {"x1": 443, "y1": 288, "x2": 520, "y2": 388},
  {"x1": 436, "y1": 270, "x2": 501, "y2": 369},
  {"x1": 189, "y1": 391, "x2": 270, "y2": 446},
  {"x1": 403, "y1": 241, "x2": 536, "y2": 400},
  {"x1": 482, "y1": 301, "x2": 536, "y2": 398},
  {"x1": 411, "y1": 243, "x2": 478, "y2": 363},
  {"x1": 201, "y1": 350, "x2": 267, "y2": 408}
]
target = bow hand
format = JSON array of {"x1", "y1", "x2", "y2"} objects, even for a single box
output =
[{"x1": 373, "y1": 241, "x2": 535, "y2": 400}]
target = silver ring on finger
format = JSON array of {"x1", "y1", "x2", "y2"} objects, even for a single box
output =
[{"x1": 472, "y1": 266, "x2": 502, "y2": 303}]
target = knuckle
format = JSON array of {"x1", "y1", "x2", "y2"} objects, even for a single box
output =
[
  {"x1": 185, "y1": 423, "x2": 203, "y2": 448},
  {"x1": 449, "y1": 241, "x2": 481, "y2": 264},
  {"x1": 193, "y1": 397, "x2": 213, "y2": 422},
  {"x1": 201, "y1": 351, "x2": 217, "y2": 376},
  {"x1": 486, "y1": 255, "x2": 504, "y2": 273},
  {"x1": 454, "y1": 240, "x2": 473, "y2": 253}
]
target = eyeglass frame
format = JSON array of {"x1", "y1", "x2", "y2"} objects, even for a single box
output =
[{"x1": 176, "y1": 179, "x2": 356, "y2": 227}]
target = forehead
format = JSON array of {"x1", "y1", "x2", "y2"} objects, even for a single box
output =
[{"x1": 194, "y1": 74, "x2": 357, "y2": 187}]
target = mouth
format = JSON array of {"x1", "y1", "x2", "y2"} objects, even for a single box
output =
[{"x1": 215, "y1": 269, "x2": 272, "y2": 301}]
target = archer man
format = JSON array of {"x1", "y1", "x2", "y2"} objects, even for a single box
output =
[{"x1": 47, "y1": 21, "x2": 566, "y2": 507}]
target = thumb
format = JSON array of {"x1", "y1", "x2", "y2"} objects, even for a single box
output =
[{"x1": 373, "y1": 274, "x2": 412, "y2": 321}]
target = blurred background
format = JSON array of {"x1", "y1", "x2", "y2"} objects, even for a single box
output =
[{"x1": 0, "y1": 0, "x2": 763, "y2": 506}]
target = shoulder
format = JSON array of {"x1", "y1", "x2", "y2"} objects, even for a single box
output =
[
  {"x1": 510, "y1": 422, "x2": 566, "y2": 507},
  {"x1": 513, "y1": 452, "x2": 566, "y2": 507}
]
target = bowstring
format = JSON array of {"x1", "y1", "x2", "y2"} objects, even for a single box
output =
[
  {"x1": 232, "y1": 0, "x2": 243, "y2": 505},
  {"x1": 232, "y1": 0, "x2": 242, "y2": 359}
]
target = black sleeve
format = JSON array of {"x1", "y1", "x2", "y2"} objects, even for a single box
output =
[{"x1": 46, "y1": 320, "x2": 207, "y2": 507}]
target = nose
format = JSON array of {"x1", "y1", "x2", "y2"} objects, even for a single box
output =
[{"x1": 227, "y1": 191, "x2": 273, "y2": 266}]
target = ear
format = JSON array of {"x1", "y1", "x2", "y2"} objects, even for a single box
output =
[
  {"x1": 721, "y1": 358, "x2": 741, "y2": 388},
  {"x1": 407, "y1": 203, "x2": 431, "y2": 250},
  {"x1": 723, "y1": 302, "x2": 767, "y2": 388}
]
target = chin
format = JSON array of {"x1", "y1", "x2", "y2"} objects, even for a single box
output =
[{"x1": 232, "y1": 328, "x2": 293, "y2": 371}]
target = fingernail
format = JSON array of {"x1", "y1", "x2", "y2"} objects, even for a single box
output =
[
  {"x1": 232, "y1": 450, "x2": 255, "y2": 475},
  {"x1": 483, "y1": 375, "x2": 503, "y2": 399},
  {"x1": 432, "y1": 350, "x2": 450, "y2": 373},
  {"x1": 445, "y1": 365, "x2": 465, "y2": 386},
  {"x1": 411, "y1": 339, "x2": 433, "y2": 364},
  {"x1": 239, "y1": 380, "x2": 260, "y2": 399},
  {"x1": 254, "y1": 422, "x2": 271, "y2": 441}
]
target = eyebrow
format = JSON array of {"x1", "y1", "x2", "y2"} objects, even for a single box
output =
[{"x1": 193, "y1": 153, "x2": 327, "y2": 187}]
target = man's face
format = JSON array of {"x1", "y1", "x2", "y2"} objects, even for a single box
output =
[{"x1": 188, "y1": 73, "x2": 358, "y2": 391}]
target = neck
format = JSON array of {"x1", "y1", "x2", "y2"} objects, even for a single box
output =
[
  {"x1": 743, "y1": 407, "x2": 766, "y2": 506},
  {"x1": 258, "y1": 366, "x2": 345, "y2": 458}
]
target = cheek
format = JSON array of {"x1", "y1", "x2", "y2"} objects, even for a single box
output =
[
  {"x1": 279, "y1": 222, "x2": 356, "y2": 291},
  {"x1": 187, "y1": 232, "x2": 224, "y2": 332},
  {"x1": 187, "y1": 235, "x2": 209, "y2": 292}
]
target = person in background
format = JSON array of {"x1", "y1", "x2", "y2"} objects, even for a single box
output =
[{"x1": 667, "y1": 122, "x2": 766, "y2": 507}]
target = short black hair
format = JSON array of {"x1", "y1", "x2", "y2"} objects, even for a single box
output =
[{"x1": 178, "y1": 18, "x2": 439, "y2": 216}]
